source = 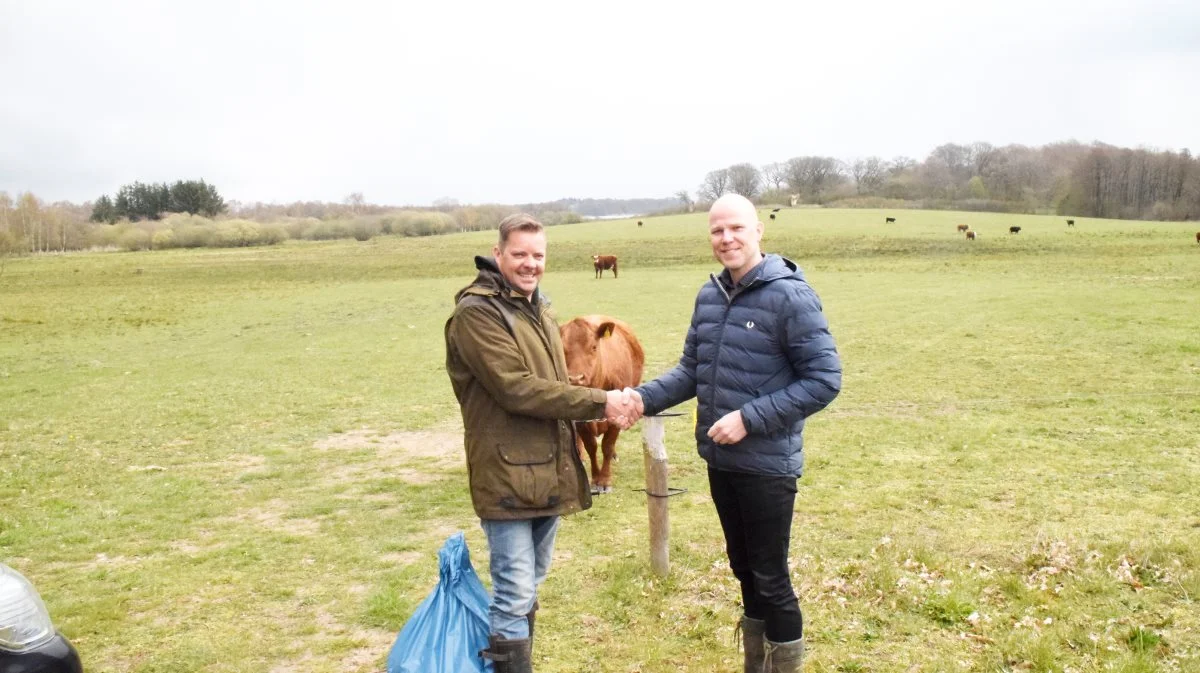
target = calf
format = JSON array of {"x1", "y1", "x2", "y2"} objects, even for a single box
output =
[
  {"x1": 1195, "y1": 231, "x2": 1199, "y2": 244},
  {"x1": 560, "y1": 316, "x2": 645, "y2": 493},
  {"x1": 1066, "y1": 219, "x2": 1075, "y2": 226},
  {"x1": 966, "y1": 230, "x2": 976, "y2": 240},
  {"x1": 637, "y1": 220, "x2": 643, "y2": 227},
  {"x1": 592, "y1": 254, "x2": 618, "y2": 278},
  {"x1": 1009, "y1": 226, "x2": 1022, "y2": 234},
  {"x1": 769, "y1": 213, "x2": 776, "y2": 220},
  {"x1": 956, "y1": 224, "x2": 969, "y2": 232},
  {"x1": 885, "y1": 216, "x2": 896, "y2": 223}
]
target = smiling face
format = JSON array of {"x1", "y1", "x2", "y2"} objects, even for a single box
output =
[
  {"x1": 708, "y1": 194, "x2": 764, "y2": 284},
  {"x1": 493, "y1": 229, "x2": 546, "y2": 297}
]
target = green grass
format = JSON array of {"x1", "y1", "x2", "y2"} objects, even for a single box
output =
[{"x1": 2, "y1": 209, "x2": 1198, "y2": 672}]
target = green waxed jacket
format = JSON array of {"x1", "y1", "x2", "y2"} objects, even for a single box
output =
[{"x1": 444, "y1": 256, "x2": 604, "y2": 520}]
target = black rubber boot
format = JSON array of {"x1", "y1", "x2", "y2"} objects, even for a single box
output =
[
  {"x1": 763, "y1": 636, "x2": 805, "y2": 673},
  {"x1": 740, "y1": 616, "x2": 766, "y2": 673},
  {"x1": 527, "y1": 600, "x2": 539, "y2": 654},
  {"x1": 480, "y1": 635, "x2": 533, "y2": 673}
]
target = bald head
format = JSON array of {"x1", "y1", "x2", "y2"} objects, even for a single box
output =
[
  {"x1": 709, "y1": 193, "x2": 759, "y2": 225},
  {"x1": 707, "y1": 193, "x2": 764, "y2": 283}
]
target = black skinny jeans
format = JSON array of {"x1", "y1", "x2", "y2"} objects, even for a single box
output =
[{"x1": 708, "y1": 467, "x2": 803, "y2": 642}]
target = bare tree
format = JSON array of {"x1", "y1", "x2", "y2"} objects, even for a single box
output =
[
  {"x1": 850, "y1": 157, "x2": 887, "y2": 194},
  {"x1": 967, "y1": 142, "x2": 999, "y2": 177},
  {"x1": 888, "y1": 156, "x2": 917, "y2": 176},
  {"x1": 698, "y1": 169, "x2": 731, "y2": 202},
  {"x1": 17, "y1": 192, "x2": 41, "y2": 253},
  {"x1": 674, "y1": 189, "x2": 694, "y2": 212},
  {"x1": 785, "y1": 156, "x2": 844, "y2": 201},
  {"x1": 726, "y1": 163, "x2": 762, "y2": 199},
  {"x1": 761, "y1": 162, "x2": 787, "y2": 191},
  {"x1": 344, "y1": 192, "x2": 365, "y2": 215}
]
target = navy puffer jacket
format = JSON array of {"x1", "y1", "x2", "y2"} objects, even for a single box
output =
[{"x1": 637, "y1": 254, "x2": 841, "y2": 477}]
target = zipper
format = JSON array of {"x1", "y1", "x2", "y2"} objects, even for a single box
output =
[{"x1": 705, "y1": 274, "x2": 765, "y2": 431}]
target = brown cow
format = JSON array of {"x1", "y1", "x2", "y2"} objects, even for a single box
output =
[
  {"x1": 592, "y1": 254, "x2": 618, "y2": 278},
  {"x1": 1009, "y1": 226, "x2": 1022, "y2": 234},
  {"x1": 1195, "y1": 231, "x2": 1200, "y2": 244},
  {"x1": 956, "y1": 224, "x2": 969, "y2": 232},
  {"x1": 560, "y1": 315, "x2": 644, "y2": 493},
  {"x1": 966, "y1": 230, "x2": 976, "y2": 240}
]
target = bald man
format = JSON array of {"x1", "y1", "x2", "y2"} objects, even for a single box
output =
[{"x1": 632, "y1": 194, "x2": 842, "y2": 672}]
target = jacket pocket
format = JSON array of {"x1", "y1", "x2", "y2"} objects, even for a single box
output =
[{"x1": 495, "y1": 443, "x2": 560, "y2": 509}]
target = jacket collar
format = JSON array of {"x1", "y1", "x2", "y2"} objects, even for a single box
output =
[
  {"x1": 714, "y1": 253, "x2": 800, "y2": 292},
  {"x1": 456, "y1": 255, "x2": 543, "y2": 306}
]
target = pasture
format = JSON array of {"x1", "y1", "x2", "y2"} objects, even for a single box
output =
[{"x1": 2, "y1": 209, "x2": 1198, "y2": 672}]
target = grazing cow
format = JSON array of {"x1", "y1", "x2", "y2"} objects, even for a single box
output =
[
  {"x1": 886, "y1": 217, "x2": 896, "y2": 223},
  {"x1": 560, "y1": 315, "x2": 645, "y2": 493},
  {"x1": 1195, "y1": 231, "x2": 1199, "y2": 244},
  {"x1": 638, "y1": 220, "x2": 643, "y2": 227},
  {"x1": 592, "y1": 254, "x2": 618, "y2": 278},
  {"x1": 769, "y1": 213, "x2": 776, "y2": 220},
  {"x1": 1066, "y1": 219, "x2": 1075, "y2": 226},
  {"x1": 1009, "y1": 226, "x2": 1022, "y2": 234},
  {"x1": 966, "y1": 230, "x2": 976, "y2": 240},
  {"x1": 956, "y1": 224, "x2": 969, "y2": 232},
  {"x1": 770, "y1": 207, "x2": 782, "y2": 213}
]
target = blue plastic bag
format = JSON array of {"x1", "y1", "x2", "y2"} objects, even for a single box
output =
[{"x1": 386, "y1": 532, "x2": 492, "y2": 673}]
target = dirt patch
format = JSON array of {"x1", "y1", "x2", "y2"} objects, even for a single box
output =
[
  {"x1": 229, "y1": 499, "x2": 321, "y2": 536},
  {"x1": 380, "y1": 551, "x2": 423, "y2": 566},
  {"x1": 315, "y1": 428, "x2": 464, "y2": 487},
  {"x1": 315, "y1": 428, "x2": 462, "y2": 461}
]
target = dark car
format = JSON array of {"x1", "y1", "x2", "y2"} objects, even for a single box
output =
[{"x1": 0, "y1": 563, "x2": 83, "y2": 673}]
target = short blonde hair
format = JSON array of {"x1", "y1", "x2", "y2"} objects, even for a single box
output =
[{"x1": 497, "y1": 213, "x2": 544, "y2": 248}]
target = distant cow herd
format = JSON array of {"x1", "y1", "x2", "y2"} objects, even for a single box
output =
[{"x1": 566, "y1": 215, "x2": 1199, "y2": 492}]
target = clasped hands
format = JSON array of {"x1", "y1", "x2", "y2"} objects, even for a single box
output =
[{"x1": 604, "y1": 388, "x2": 644, "y2": 430}]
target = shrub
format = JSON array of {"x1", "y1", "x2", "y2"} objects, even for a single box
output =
[
  {"x1": 307, "y1": 220, "x2": 351, "y2": 241},
  {"x1": 214, "y1": 220, "x2": 263, "y2": 247},
  {"x1": 351, "y1": 219, "x2": 380, "y2": 241},
  {"x1": 259, "y1": 224, "x2": 287, "y2": 245},
  {"x1": 118, "y1": 228, "x2": 151, "y2": 251},
  {"x1": 152, "y1": 229, "x2": 176, "y2": 249},
  {"x1": 170, "y1": 225, "x2": 215, "y2": 248}
]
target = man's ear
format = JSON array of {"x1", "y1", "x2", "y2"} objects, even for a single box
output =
[{"x1": 492, "y1": 244, "x2": 501, "y2": 258}]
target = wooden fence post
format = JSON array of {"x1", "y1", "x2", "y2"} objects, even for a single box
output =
[{"x1": 642, "y1": 415, "x2": 670, "y2": 576}]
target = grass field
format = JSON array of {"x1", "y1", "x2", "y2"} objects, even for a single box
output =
[{"x1": 2, "y1": 209, "x2": 1198, "y2": 672}]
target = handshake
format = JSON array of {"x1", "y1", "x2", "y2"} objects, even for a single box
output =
[{"x1": 604, "y1": 388, "x2": 644, "y2": 430}]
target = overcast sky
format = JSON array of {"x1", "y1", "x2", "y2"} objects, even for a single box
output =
[{"x1": 2, "y1": 0, "x2": 1198, "y2": 206}]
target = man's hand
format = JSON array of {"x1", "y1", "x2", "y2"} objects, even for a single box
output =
[
  {"x1": 707, "y1": 410, "x2": 747, "y2": 444},
  {"x1": 623, "y1": 387, "x2": 644, "y2": 417},
  {"x1": 605, "y1": 388, "x2": 642, "y2": 430}
]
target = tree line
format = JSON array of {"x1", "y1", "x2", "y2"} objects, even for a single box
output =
[
  {"x1": 687, "y1": 141, "x2": 1200, "y2": 221},
  {"x1": 90, "y1": 180, "x2": 226, "y2": 223}
]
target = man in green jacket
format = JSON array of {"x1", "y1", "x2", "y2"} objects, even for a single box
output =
[{"x1": 445, "y1": 213, "x2": 638, "y2": 673}]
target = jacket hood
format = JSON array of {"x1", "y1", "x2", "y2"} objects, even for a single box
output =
[{"x1": 714, "y1": 253, "x2": 803, "y2": 290}]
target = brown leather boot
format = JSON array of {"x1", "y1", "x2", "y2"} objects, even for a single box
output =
[
  {"x1": 739, "y1": 616, "x2": 766, "y2": 673},
  {"x1": 480, "y1": 635, "x2": 532, "y2": 673},
  {"x1": 763, "y1": 637, "x2": 805, "y2": 672}
]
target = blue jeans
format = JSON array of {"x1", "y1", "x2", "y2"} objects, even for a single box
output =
[{"x1": 479, "y1": 516, "x2": 559, "y2": 639}]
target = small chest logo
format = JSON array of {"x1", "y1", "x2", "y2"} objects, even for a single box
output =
[{"x1": 745, "y1": 321, "x2": 755, "y2": 329}]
